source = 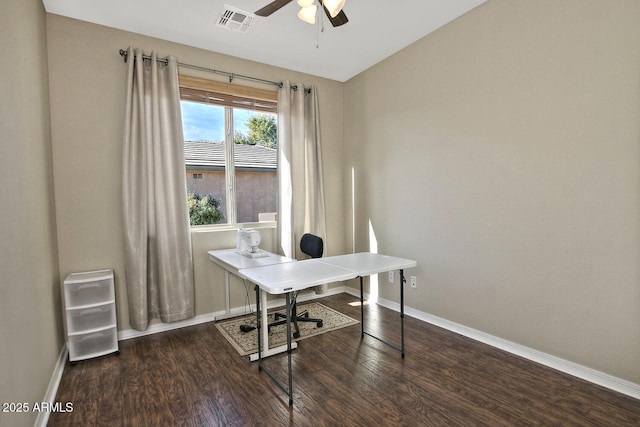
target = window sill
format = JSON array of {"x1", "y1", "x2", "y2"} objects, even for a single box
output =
[{"x1": 189, "y1": 221, "x2": 276, "y2": 233}]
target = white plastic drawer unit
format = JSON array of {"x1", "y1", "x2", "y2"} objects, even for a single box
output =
[
  {"x1": 67, "y1": 328, "x2": 118, "y2": 361},
  {"x1": 66, "y1": 303, "x2": 116, "y2": 335},
  {"x1": 63, "y1": 269, "x2": 119, "y2": 363},
  {"x1": 64, "y1": 270, "x2": 114, "y2": 309}
]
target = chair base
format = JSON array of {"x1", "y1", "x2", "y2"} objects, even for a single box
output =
[{"x1": 269, "y1": 309, "x2": 323, "y2": 339}]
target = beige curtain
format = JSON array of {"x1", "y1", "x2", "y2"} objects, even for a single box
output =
[
  {"x1": 277, "y1": 81, "x2": 327, "y2": 291},
  {"x1": 122, "y1": 47, "x2": 195, "y2": 331}
]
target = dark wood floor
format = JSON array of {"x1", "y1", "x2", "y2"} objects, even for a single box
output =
[{"x1": 49, "y1": 293, "x2": 639, "y2": 426}]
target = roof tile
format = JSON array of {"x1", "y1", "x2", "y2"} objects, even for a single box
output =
[{"x1": 184, "y1": 141, "x2": 276, "y2": 169}]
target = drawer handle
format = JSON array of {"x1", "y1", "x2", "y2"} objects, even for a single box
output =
[
  {"x1": 81, "y1": 332, "x2": 107, "y2": 341},
  {"x1": 77, "y1": 283, "x2": 102, "y2": 291},
  {"x1": 79, "y1": 308, "x2": 103, "y2": 316}
]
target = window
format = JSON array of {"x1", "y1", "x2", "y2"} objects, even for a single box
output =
[{"x1": 179, "y1": 75, "x2": 278, "y2": 226}]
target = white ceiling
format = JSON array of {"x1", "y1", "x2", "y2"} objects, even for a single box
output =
[{"x1": 42, "y1": 0, "x2": 487, "y2": 82}]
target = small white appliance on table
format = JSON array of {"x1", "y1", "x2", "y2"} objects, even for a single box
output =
[{"x1": 235, "y1": 228, "x2": 269, "y2": 258}]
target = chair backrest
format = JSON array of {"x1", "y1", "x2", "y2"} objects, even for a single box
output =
[{"x1": 300, "y1": 233, "x2": 323, "y2": 258}]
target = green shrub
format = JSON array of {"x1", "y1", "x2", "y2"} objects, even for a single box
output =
[{"x1": 187, "y1": 192, "x2": 224, "y2": 225}]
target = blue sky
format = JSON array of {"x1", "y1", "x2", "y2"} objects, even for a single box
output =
[{"x1": 180, "y1": 101, "x2": 255, "y2": 142}]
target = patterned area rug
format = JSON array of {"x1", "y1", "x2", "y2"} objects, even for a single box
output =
[{"x1": 215, "y1": 302, "x2": 359, "y2": 356}]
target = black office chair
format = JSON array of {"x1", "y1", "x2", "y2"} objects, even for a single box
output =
[{"x1": 268, "y1": 233, "x2": 324, "y2": 339}]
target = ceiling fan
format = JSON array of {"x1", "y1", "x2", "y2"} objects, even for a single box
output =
[{"x1": 255, "y1": 0, "x2": 348, "y2": 27}]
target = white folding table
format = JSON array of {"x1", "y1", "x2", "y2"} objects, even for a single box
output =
[
  {"x1": 207, "y1": 249, "x2": 296, "y2": 360},
  {"x1": 238, "y1": 252, "x2": 417, "y2": 406},
  {"x1": 317, "y1": 252, "x2": 418, "y2": 356}
]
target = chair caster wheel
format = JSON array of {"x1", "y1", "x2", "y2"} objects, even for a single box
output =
[
  {"x1": 317, "y1": 321, "x2": 323, "y2": 328},
  {"x1": 293, "y1": 332, "x2": 300, "y2": 339}
]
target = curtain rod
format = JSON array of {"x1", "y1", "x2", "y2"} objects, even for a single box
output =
[{"x1": 118, "y1": 49, "x2": 281, "y2": 88}]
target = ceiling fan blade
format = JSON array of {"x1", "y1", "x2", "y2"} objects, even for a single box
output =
[
  {"x1": 322, "y1": 5, "x2": 348, "y2": 27},
  {"x1": 255, "y1": 0, "x2": 293, "y2": 17}
]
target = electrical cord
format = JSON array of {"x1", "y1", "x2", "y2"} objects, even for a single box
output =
[{"x1": 239, "y1": 279, "x2": 257, "y2": 332}]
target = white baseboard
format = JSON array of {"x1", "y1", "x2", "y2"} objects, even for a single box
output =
[
  {"x1": 344, "y1": 287, "x2": 640, "y2": 401},
  {"x1": 35, "y1": 344, "x2": 69, "y2": 427},
  {"x1": 117, "y1": 285, "x2": 347, "y2": 341},
  {"x1": 118, "y1": 312, "x2": 218, "y2": 341}
]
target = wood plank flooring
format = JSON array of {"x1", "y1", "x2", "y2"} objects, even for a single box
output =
[{"x1": 49, "y1": 293, "x2": 640, "y2": 426}]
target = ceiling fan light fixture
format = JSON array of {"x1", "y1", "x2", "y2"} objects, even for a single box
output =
[
  {"x1": 297, "y1": 4, "x2": 317, "y2": 24},
  {"x1": 323, "y1": 0, "x2": 345, "y2": 18},
  {"x1": 297, "y1": 0, "x2": 314, "y2": 7}
]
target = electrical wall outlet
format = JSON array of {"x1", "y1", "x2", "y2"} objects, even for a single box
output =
[
  {"x1": 411, "y1": 276, "x2": 417, "y2": 289},
  {"x1": 388, "y1": 270, "x2": 395, "y2": 283}
]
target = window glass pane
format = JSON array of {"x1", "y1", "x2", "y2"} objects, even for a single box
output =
[
  {"x1": 233, "y1": 110, "x2": 278, "y2": 223},
  {"x1": 181, "y1": 100, "x2": 228, "y2": 225}
]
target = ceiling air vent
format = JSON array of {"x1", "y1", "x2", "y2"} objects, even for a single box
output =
[{"x1": 216, "y1": 5, "x2": 255, "y2": 33}]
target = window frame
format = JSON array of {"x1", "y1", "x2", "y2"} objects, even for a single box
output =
[{"x1": 179, "y1": 75, "x2": 278, "y2": 227}]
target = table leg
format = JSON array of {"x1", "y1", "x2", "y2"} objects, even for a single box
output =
[
  {"x1": 285, "y1": 292, "x2": 293, "y2": 406},
  {"x1": 360, "y1": 276, "x2": 364, "y2": 338},
  {"x1": 400, "y1": 269, "x2": 405, "y2": 358},
  {"x1": 261, "y1": 290, "x2": 269, "y2": 358},
  {"x1": 214, "y1": 270, "x2": 234, "y2": 321},
  {"x1": 255, "y1": 284, "x2": 262, "y2": 369},
  {"x1": 225, "y1": 271, "x2": 230, "y2": 316},
  {"x1": 360, "y1": 270, "x2": 405, "y2": 357},
  {"x1": 256, "y1": 290, "x2": 295, "y2": 406},
  {"x1": 248, "y1": 288, "x2": 298, "y2": 362}
]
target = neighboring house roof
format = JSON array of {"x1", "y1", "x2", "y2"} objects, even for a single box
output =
[{"x1": 184, "y1": 141, "x2": 276, "y2": 170}]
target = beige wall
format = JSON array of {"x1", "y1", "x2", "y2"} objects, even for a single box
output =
[
  {"x1": 344, "y1": 0, "x2": 640, "y2": 383},
  {"x1": 186, "y1": 169, "x2": 277, "y2": 224},
  {"x1": 0, "y1": 1, "x2": 63, "y2": 426},
  {"x1": 45, "y1": 14, "x2": 346, "y2": 331}
]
